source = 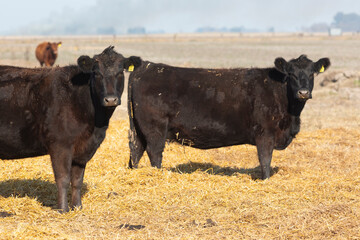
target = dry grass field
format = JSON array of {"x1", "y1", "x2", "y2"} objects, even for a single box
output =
[{"x1": 0, "y1": 33, "x2": 359, "y2": 239}]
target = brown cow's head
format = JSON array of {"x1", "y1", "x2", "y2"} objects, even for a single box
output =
[
  {"x1": 47, "y1": 42, "x2": 62, "y2": 56},
  {"x1": 274, "y1": 55, "x2": 330, "y2": 101},
  {"x1": 77, "y1": 46, "x2": 141, "y2": 107}
]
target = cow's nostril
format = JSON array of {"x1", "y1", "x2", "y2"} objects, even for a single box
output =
[
  {"x1": 103, "y1": 97, "x2": 119, "y2": 106},
  {"x1": 297, "y1": 89, "x2": 310, "y2": 100}
]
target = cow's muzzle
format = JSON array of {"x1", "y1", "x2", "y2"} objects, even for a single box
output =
[
  {"x1": 103, "y1": 96, "x2": 120, "y2": 107},
  {"x1": 296, "y1": 89, "x2": 311, "y2": 101}
]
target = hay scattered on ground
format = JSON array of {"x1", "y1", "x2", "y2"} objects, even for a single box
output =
[{"x1": 0, "y1": 120, "x2": 359, "y2": 239}]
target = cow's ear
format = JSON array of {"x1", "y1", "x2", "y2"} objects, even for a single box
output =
[
  {"x1": 124, "y1": 56, "x2": 142, "y2": 72},
  {"x1": 313, "y1": 58, "x2": 330, "y2": 73},
  {"x1": 77, "y1": 55, "x2": 94, "y2": 73},
  {"x1": 274, "y1": 57, "x2": 289, "y2": 74},
  {"x1": 57, "y1": 42, "x2": 62, "y2": 47}
]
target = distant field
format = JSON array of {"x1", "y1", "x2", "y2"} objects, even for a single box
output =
[
  {"x1": 2, "y1": 33, "x2": 360, "y2": 70},
  {"x1": 0, "y1": 34, "x2": 359, "y2": 239}
]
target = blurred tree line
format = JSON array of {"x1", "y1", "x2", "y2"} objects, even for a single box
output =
[
  {"x1": 307, "y1": 12, "x2": 360, "y2": 33},
  {"x1": 333, "y1": 12, "x2": 360, "y2": 32}
]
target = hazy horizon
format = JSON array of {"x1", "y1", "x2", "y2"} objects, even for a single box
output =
[{"x1": 1, "y1": 0, "x2": 360, "y2": 35}]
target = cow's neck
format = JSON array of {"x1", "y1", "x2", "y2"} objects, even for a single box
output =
[
  {"x1": 287, "y1": 88, "x2": 306, "y2": 117},
  {"x1": 286, "y1": 94, "x2": 303, "y2": 139},
  {"x1": 89, "y1": 80, "x2": 115, "y2": 128},
  {"x1": 94, "y1": 106, "x2": 115, "y2": 128},
  {"x1": 287, "y1": 97, "x2": 306, "y2": 117}
]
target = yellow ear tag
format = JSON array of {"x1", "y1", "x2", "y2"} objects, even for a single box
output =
[
  {"x1": 128, "y1": 64, "x2": 134, "y2": 72},
  {"x1": 58, "y1": 43, "x2": 62, "y2": 47},
  {"x1": 319, "y1": 65, "x2": 324, "y2": 73}
]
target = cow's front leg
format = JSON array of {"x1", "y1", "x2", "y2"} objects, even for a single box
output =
[
  {"x1": 71, "y1": 163, "x2": 86, "y2": 209},
  {"x1": 255, "y1": 136, "x2": 274, "y2": 180},
  {"x1": 49, "y1": 145, "x2": 73, "y2": 212}
]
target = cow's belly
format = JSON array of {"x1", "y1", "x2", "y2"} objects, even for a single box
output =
[
  {"x1": 168, "y1": 121, "x2": 252, "y2": 149},
  {"x1": 166, "y1": 107, "x2": 254, "y2": 148},
  {"x1": 0, "y1": 123, "x2": 47, "y2": 159},
  {"x1": 0, "y1": 147, "x2": 47, "y2": 159},
  {"x1": 173, "y1": 138, "x2": 249, "y2": 149}
]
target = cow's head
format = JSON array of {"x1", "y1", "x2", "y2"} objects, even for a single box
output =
[
  {"x1": 47, "y1": 42, "x2": 62, "y2": 56},
  {"x1": 274, "y1": 55, "x2": 330, "y2": 101},
  {"x1": 77, "y1": 46, "x2": 141, "y2": 107}
]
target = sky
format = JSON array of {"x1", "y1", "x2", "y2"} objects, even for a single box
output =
[
  {"x1": 0, "y1": 0, "x2": 96, "y2": 33},
  {"x1": 0, "y1": 0, "x2": 360, "y2": 34}
]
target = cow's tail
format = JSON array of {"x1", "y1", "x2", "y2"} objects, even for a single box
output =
[
  {"x1": 127, "y1": 72, "x2": 146, "y2": 168},
  {"x1": 128, "y1": 76, "x2": 137, "y2": 145}
]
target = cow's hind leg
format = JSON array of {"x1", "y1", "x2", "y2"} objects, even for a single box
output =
[
  {"x1": 49, "y1": 145, "x2": 73, "y2": 212},
  {"x1": 70, "y1": 163, "x2": 86, "y2": 209},
  {"x1": 129, "y1": 128, "x2": 146, "y2": 168},
  {"x1": 255, "y1": 136, "x2": 274, "y2": 180},
  {"x1": 145, "y1": 119, "x2": 168, "y2": 168},
  {"x1": 146, "y1": 140, "x2": 166, "y2": 168}
]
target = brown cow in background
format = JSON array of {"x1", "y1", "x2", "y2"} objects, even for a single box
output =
[{"x1": 35, "y1": 42, "x2": 62, "y2": 67}]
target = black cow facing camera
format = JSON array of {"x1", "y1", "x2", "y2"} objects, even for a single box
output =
[
  {"x1": 0, "y1": 46, "x2": 141, "y2": 212},
  {"x1": 127, "y1": 55, "x2": 330, "y2": 180}
]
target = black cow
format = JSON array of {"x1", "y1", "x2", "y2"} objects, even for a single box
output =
[
  {"x1": 128, "y1": 55, "x2": 330, "y2": 179},
  {"x1": 0, "y1": 46, "x2": 141, "y2": 212}
]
